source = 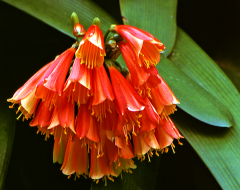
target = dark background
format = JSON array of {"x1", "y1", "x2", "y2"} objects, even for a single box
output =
[{"x1": 1, "y1": 0, "x2": 239, "y2": 189}]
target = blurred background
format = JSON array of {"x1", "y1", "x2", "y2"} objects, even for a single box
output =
[{"x1": 1, "y1": 0, "x2": 239, "y2": 189}]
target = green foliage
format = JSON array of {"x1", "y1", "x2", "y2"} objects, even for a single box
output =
[
  {"x1": 168, "y1": 28, "x2": 240, "y2": 189},
  {"x1": 0, "y1": 103, "x2": 15, "y2": 190}
]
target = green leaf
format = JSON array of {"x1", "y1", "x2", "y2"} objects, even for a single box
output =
[
  {"x1": 91, "y1": 156, "x2": 161, "y2": 190},
  {"x1": 0, "y1": 103, "x2": 15, "y2": 190},
  {"x1": 3, "y1": 0, "x2": 120, "y2": 37},
  {"x1": 157, "y1": 56, "x2": 233, "y2": 127},
  {"x1": 119, "y1": 0, "x2": 177, "y2": 56},
  {"x1": 171, "y1": 111, "x2": 240, "y2": 190},
  {"x1": 168, "y1": 28, "x2": 240, "y2": 189}
]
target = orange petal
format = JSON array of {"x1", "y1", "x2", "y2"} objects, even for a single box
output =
[
  {"x1": 90, "y1": 146, "x2": 104, "y2": 179},
  {"x1": 72, "y1": 138, "x2": 89, "y2": 175},
  {"x1": 75, "y1": 104, "x2": 90, "y2": 139}
]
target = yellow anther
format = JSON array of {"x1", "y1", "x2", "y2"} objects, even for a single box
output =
[
  {"x1": 9, "y1": 103, "x2": 15, "y2": 108},
  {"x1": 64, "y1": 128, "x2": 67, "y2": 135},
  {"x1": 150, "y1": 151, "x2": 153, "y2": 156},
  {"x1": 165, "y1": 148, "x2": 169, "y2": 153},
  {"x1": 178, "y1": 139, "x2": 183, "y2": 145},
  {"x1": 132, "y1": 131, "x2": 137, "y2": 136},
  {"x1": 155, "y1": 151, "x2": 159, "y2": 156},
  {"x1": 68, "y1": 175, "x2": 71, "y2": 179}
]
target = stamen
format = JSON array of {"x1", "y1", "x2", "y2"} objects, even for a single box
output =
[
  {"x1": 178, "y1": 139, "x2": 183, "y2": 145},
  {"x1": 165, "y1": 147, "x2": 169, "y2": 153},
  {"x1": 104, "y1": 176, "x2": 107, "y2": 186},
  {"x1": 171, "y1": 143, "x2": 175, "y2": 154},
  {"x1": 9, "y1": 103, "x2": 15, "y2": 108},
  {"x1": 64, "y1": 128, "x2": 67, "y2": 134},
  {"x1": 147, "y1": 153, "x2": 151, "y2": 162},
  {"x1": 16, "y1": 112, "x2": 23, "y2": 120}
]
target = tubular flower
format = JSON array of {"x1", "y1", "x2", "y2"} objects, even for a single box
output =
[
  {"x1": 8, "y1": 46, "x2": 76, "y2": 121},
  {"x1": 150, "y1": 74, "x2": 180, "y2": 118},
  {"x1": 8, "y1": 15, "x2": 183, "y2": 183},
  {"x1": 118, "y1": 41, "x2": 149, "y2": 88},
  {"x1": 75, "y1": 24, "x2": 105, "y2": 69},
  {"x1": 113, "y1": 25, "x2": 165, "y2": 68}
]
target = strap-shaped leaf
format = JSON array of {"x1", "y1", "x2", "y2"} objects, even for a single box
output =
[
  {"x1": 168, "y1": 28, "x2": 240, "y2": 189},
  {"x1": 0, "y1": 103, "x2": 15, "y2": 190},
  {"x1": 3, "y1": 0, "x2": 119, "y2": 37},
  {"x1": 119, "y1": 0, "x2": 177, "y2": 56}
]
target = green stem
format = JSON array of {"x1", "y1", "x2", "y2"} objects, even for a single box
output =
[{"x1": 104, "y1": 29, "x2": 110, "y2": 43}]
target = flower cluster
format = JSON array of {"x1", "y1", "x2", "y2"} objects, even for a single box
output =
[{"x1": 8, "y1": 15, "x2": 183, "y2": 183}]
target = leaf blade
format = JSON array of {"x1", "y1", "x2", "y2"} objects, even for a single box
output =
[
  {"x1": 0, "y1": 103, "x2": 15, "y2": 190},
  {"x1": 3, "y1": 0, "x2": 120, "y2": 37},
  {"x1": 168, "y1": 28, "x2": 240, "y2": 189}
]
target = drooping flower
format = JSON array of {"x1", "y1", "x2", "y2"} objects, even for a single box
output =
[
  {"x1": 75, "y1": 19, "x2": 105, "y2": 69},
  {"x1": 112, "y1": 25, "x2": 165, "y2": 68},
  {"x1": 118, "y1": 41, "x2": 149, "y2": 88},
  {"x1": 150, "y1": 74, "x2": 180, "y2": 118},
  {"x1": 8, "y1": 46, "x2": 76, "y2": 121}
]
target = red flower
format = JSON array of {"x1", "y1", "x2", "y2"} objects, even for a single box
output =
[
  {"x1": 155, "y1": 117, "x2": 184, "y2": 153},
  {"x1": 118, "y1": 41, "x2": 149, "y2": 88},
  {"x1": 8, "y1": 47, "x2": 76, "y2": 121},
  {"x1": 64, "y1": 57, "x2": 114, "y2": 121},
  {"x1": 114, "y1": 25, "x2": 165, "y2": 68},
  {"x1": 109, "y1": 66, "x2": 145, "y2": 115},
  {"x1": 150, "y1": 74, "x2": 179, "y2": 117},
  {"x1": 61, "y1": 138, "x2": 89, "y2": 176},
  {"x1": 76, "y1": 25, "x2": 105, "y2": 69}
]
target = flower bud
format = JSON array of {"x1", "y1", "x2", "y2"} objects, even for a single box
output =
[
  {"x1": 73, "y1": 23, "x2": 86, "y2": 37},
  {"x1": 71, "y1": 12, "x2": 80, "y2": 28},
  {"x1": 107, "y1": 34, "x2": 123, "y2": 42},
  {"x1": 109, "y1": 24, "x2": 117, "y2": 33},
  {"x1": 92, "y1": 17, "x2": 101, "y2": 27},
  {"x1": 105, "y1": 39, "x2": 117, "y2": 50}
]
